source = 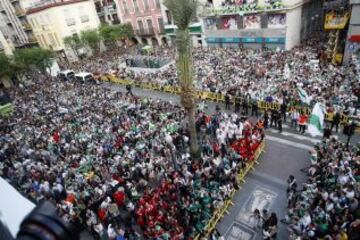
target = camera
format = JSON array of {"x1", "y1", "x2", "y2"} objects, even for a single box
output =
[{"x1": 0, "y1": 201, "x2": 79, "y2": 240}]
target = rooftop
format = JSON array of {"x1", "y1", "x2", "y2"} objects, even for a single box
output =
[{"x1": 26, "y1": 0, "x2": 88, "y2": 14}]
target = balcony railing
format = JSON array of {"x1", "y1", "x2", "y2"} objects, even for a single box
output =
[
  {"x1": 15, "y1": 8, "x2": 26, "y2": 17},
  {"x1": 201, "y1": 2, "x2": 284, "y2": 17},
  {"x1": 323, "y1": 0, "x2": 349, "y2": 10},
  {"x1": 28, "y1": 36, "x2": 37, "y2": 43},
  {"x1": 135, "y1": 28, "x2": 155, "y2": 36},
  {"x1": 23, "y1": 23, "x2": 32, "y2": 31}
]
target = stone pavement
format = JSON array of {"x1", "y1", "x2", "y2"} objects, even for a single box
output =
[{"x1": 102, "y1": 82, "x2": 359, "y2": 239}]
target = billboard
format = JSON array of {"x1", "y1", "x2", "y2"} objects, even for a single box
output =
[
  {"x1": 220, "y1": 15, "x2": 239, "y2": 30},
  {"x1": 204, "y1": 18, "x2": 218, "y2": 30},
  {"x1": 268, "y1": 14, "x2": 286, "y2": 28},
  {"x1": 324, "y1": 12, "x2": 350, "y2": 30},
  {"x1": 244, "y1": 15, "x2": 261, "y2": 29}
]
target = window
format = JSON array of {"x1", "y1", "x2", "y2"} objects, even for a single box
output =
[
  {"x1": 41, "y1": 34, "x2": 47, "y2": 47},
  {"x1": 143, "y1": 0, "x2": 149, "y2": 10},
  {"x1": 133, "y1": 0, "x2": 139, "y2": 12},
  {"x1": 158, "y1": 17, "x2": 164, "y2": 32},
  {"x1": 155, "y1": 0, "x2": 161, "y2": 9},
  {"x1": 48, "y1": 33, "x2": 56, "y2": 47},
  {"x1": 65, "y1": 18, "x2": 76, "y2": 26},
  {"x1": 80, "y1": 15, "x2": 89, "y2": 23},
  {"x1": 54, "y1": 33, "x2": 61, "y2": 46},
  {"x1": 122, "y1": 1, "x2": 129, "y2": 14},
  {"x1": 137, "y1": 20, "x2": 144, "y2": 31},
  {"x1": 165, "y1": 10, "x2": 171, "y2": 24},
  {"x1": 146, "y1": 19, "x2": 153, "y2": 30}
]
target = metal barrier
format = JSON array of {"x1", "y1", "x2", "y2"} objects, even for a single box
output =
[
  {"x1": 102, "y1": 75, "x2": 351, "y2": 125},
  {"x1": 193, "y1": 142, "x2": 265, "y2": 240}
]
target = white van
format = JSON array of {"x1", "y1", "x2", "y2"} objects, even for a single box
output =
[
  {"x1": 75, "y1": 72, "x2": 96, "y2": 83},
  {"x1": 57, "y1": 70, "x2": 75, "y2": 81}
]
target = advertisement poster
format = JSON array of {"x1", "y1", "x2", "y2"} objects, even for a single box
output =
[
  {"x1": 244, "y1": 15, "x2": 261, "y2": 29},
  {"x1": 220, "y1": 15, "x2": 239, "y2": 30},
  {"x1": 204, "y1": 18, "x2": 218, "y2": 30},
  {"x1": 267, "y1": 14, "x2": 286, "y2": 28}
]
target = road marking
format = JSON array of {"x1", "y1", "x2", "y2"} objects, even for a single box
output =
[
  {"x1": 250, "y1": 171, "x2": 288, "y2": 189},
  {"x1": 267, "y1": 129, "x2": 321, "y2": 144},
  {"x1": 225, "y1": 222, "x2": 256, "y2": 240},
  {"x1": 266, "y1": 135, "x2": 313, "y2": 150},
  {"x1": 236, "y1": 186, "x2": 278, "y2": 223}
]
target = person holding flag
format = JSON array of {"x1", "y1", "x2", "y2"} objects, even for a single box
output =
[{"x1": 308, "y1": 102, "x2": 326, "y2": 137}]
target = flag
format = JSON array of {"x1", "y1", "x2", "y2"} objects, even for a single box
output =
[
  {"x1": 297, "y1": 87, "x2": 311, "y2": 105},
  {"x1": 308, "y1": 103, "x2": 325, "y2": 137}
]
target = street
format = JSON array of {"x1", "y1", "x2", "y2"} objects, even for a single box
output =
[{"x1": 103, "y1": 81, "x2": 359, "y2": 240}]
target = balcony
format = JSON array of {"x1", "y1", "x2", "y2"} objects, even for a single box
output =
[
  {"x1": 28, "y1": 36, "x2": 37, "y2": 43},
  {"x1": 97, "y1": 10, "x2": 105, "y2": 17},
  {"x1": 22, "y1": 23, "x2": 32, "y2": 31},
  {"x1": 201, "y1": 1, "x2": 285, "y2": 17},
  {"x1": 15, "y1": 8, "x2": 25, "y2": 17},
  {"x1": 135, "y1": 28, "x2": 155, "y2": 36},
  {"x1": 323, "y1": 0, "x2": 349, "y2": 10}
]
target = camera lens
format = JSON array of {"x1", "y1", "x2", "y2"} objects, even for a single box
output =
[{"x1": 17, "y1": 201, "x2": 78, "y2": 240}]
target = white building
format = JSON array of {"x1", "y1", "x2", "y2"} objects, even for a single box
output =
[
  {"x1": 0, "y1": 0, "x2": 38, "y2": 51},
  {"x1": 92, "y1": 0, "x2": 121, "y2": 25},
  {"x1": 0, "y1": 30, "x2": 14, "y2": 55},
  {"x1": 174, "y1": 0, "x2": 324, "y2": 50},
  {"x1": 23, "y1": 0, "x2": 100, "y2": 61}
]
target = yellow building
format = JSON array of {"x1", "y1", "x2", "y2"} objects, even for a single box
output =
[{"x1": 24, "y1": 0, "x2": 100, "y2": 61}]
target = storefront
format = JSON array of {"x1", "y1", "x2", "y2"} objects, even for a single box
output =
[
  {"x1": 242, "y1": 37, "x2": 263, "y2": 50},
  {"x1": 264, "y1": 37, "x2": 285, "y2": 50},
  {"x1": 222, "y1": 37, "x2": 241, "y2": 48},
  {"x1": 206, "y1": 37, "x2": 222, "y2": 47}
]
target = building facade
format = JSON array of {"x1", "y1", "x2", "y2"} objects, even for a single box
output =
[
  {"x1": 0, "y1": 30, "x2": 14, "y2": 55},
  {"x1": 162, "y1": 0, "x2": 206, "y2": 47},
  {"x1": 116, "y1": 0, "x2": 166, "y2": 46},
  {"x1": 193, "y1": 0, "x2": 323, "y2": 50},
  {"x1": 93, "y1": 0, "x2": 121, "y2": 25},
  {"x1": 344, "y1": 0, "x2": 360, "y2": 64},
  {"x1": 0, "y1": 0, "x2": 37, "y2": 52},
  {"x1": 24, "y1": 0, "x2": 100, "y2": 61}
]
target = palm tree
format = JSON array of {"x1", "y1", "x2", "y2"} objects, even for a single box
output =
[{"x1": 164, "y1": 0, "x2": 199, "y2": 158}]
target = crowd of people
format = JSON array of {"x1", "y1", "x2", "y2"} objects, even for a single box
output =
[
  {"x1": 67, "y1": 36, "x2": 360, "y2": 129},
  {"x1": 285, "y1": 138, "x2": 360, "y2": 240},
  {"x1": 0, "y1": 75, "x2": 264, "y2": 239}
]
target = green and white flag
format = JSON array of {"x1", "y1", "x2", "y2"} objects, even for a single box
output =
[
  {"x1": 297, "y1": 87, "x2": 311, "y2": 105},
  {"x1": 308, "y1": 103, "x2": 325, "y2": 137}
]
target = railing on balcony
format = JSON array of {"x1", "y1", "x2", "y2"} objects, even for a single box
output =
[
  {"x1": 201, "y1": 1, "x2": 284, "y2": 17},
  {"x1": 135, "y1": 28, "x2": 155, "y2": 36},
  {"x1": 28, "y1": 36, "x2": 37, "y2": 43},
  {"x1": 23, "y1": 22, "x2": 32, "y2": 31},
  {"x1": 323, "y1": 0, "x2": 349, "y2": 10},
  {"x1": 15, "y1": 8, "x2": 26, "y2": 17}
]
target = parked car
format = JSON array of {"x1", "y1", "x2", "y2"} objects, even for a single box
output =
[
  {"x1": 75, "y1": 72, "x2": 97, "y2": 84},
  {"x1": 57, "y1": 70, "x2": 75, "y2": 81}
]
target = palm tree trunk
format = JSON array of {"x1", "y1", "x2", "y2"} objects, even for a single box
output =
[{"x1": 176, "y1": 29, "x2": 199, "y2": 158}]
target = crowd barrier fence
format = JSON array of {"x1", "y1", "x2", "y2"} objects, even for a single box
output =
[
  {"x1": 101, "y1": 75, "x2": 351, "y2": 125},
  {"x1": 0, "y1": 103, "x2": 13, "y2": 118},
  {"x1": 193, "y1": 142, "x2": 265, "y2": 240}
]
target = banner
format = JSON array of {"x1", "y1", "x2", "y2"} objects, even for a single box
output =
[
  {"x1": 220, "y1": 15, "x2": 239, "y2": 30},
  {"x1": 244, "y1": 15, "x2": 261, "y2": 29},
  {"x1": 324, "y1": 12, "x2": 350, "y2": 30},
  {"x1": 204, "y1": 18, "x2": 218, "y2": 30},
  {"x1": 267, "y1": 14, "x2": 286, "y2": 28}
]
